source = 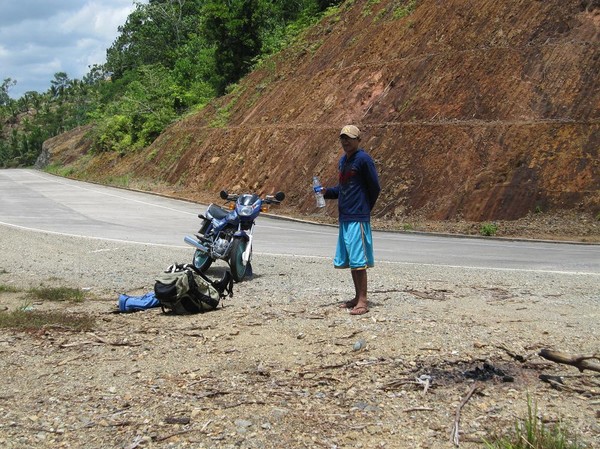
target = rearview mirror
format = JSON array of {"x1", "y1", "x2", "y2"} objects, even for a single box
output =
[
  {"x1": 220, "y1": 190, "x2": 228, "y2": 200},
  {"x1": 274, "y1": 191, "x2": 285, "y2": 201}
]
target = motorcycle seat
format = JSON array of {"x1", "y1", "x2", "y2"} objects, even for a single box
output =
[{"x1": 207, "y1": 204, "x2": 229, "y2": 220}]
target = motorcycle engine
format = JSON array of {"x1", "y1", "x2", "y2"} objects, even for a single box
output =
[{"x1": 214, "y1": 237, "x2": 230, "y2": 257}]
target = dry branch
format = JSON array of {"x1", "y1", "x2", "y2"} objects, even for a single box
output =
[
  {"x1": 540, "y1": 375, "x2": 600, "y2": 397},
  {"x1": 450, "y1": 383, "x2": 482, "y2": 447},
  {"x1": 538, "y1": 349, "x2": 600, "y2": 373}
]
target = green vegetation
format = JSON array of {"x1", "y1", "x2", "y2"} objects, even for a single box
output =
[
  {"x1": 210, "y1": 84, "x2": 246, "y2": 128},
  {"x1": 362, "y1": 0, "x2": 383, "y2": 17},
  {"x1": 480, "y1": 222, "x2": 499, "y2": 236},
  {"x1": 29, "y1": 286, "x2": 87, "y2": 303},
  {"x1": 1, "y1": 0, "x2": 344, "y2": 167},
  {"x1": 393, "y1": 0, "x2": 418, "y2": 19},
  {"x1": 0, "y1": 309, "x2": 95, "y2": 331},
  {"x1": 0, "y1": 284, "x2": 19, "y2": 293},
  {"x1": 0, "y1": 285, "x2": 92, "y2": 330},
  {"x1": 105, "y1": 174, "x2": 132, "y2": 188},
  {"x1": 45, "y1": 163, "x2": 76, "y2": 177},
  {"x1": 485, "y1": 398, "x2": 584, "y2": 449}
]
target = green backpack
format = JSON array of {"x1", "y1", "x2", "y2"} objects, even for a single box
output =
[{"x1": 154, "y1": 264, "x2": 233, "y2": 314}]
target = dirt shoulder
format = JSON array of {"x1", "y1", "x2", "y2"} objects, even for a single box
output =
[{"x1": 0, "y1": 225, "x2": 599, "y2": 449}]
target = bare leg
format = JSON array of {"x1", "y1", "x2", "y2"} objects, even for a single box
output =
[
  {"x1": 350, "y1": 269, "x2": 368, "y2": 314},
  {"x1": 339, "y1": 293, "x2": 358, "y2": 308},
  {"x1": 339, "y1": 271, "x2": 359, "y2": 308}
]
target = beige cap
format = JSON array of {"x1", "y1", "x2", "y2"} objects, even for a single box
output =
[{"x1": 340, "y1": 125, "x2": 360, "y2": 139}]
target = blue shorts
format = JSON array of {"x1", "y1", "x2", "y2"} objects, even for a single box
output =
[{"x1": 334, "y1": 222, "x2": 374, "y2": 270}]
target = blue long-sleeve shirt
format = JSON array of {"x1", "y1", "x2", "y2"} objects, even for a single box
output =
[{"x1": 324, "y1": 149, "x2": 381, "y2": 222}]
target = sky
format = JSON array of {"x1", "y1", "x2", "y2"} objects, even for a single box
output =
[{"x1": 0, "y1": 0, "x2": 144, "y2": 98}]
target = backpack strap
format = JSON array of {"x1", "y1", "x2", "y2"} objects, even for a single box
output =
[
  {"x1": 219, "y1": 271, "x2": 234, "y2": 298},
  {"x1": 185, "y1": 270, "x2": 220, "y2": 310},
  {"x1": 184, "y1": 264, "x2": 233, "y2": 299}
]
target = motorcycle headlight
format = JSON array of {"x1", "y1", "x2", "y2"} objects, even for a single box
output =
[{"x1": 238, "y1": 205, "x2": 254, "y2": 216}]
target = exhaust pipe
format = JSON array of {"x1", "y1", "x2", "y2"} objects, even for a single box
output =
[{"x1": 184, "y1": 235, "x2": 208, "y2": 253}]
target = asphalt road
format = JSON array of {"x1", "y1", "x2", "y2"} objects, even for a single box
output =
[{"x1": 1, "y1": 169, "x2": 598, "y2": 276}]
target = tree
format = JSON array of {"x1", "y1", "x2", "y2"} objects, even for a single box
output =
[
  {"x1": 105, "y1": 0, "x2": 204, "y2": 78},
  {"x1": 93, "y1": 64, "x2": 179, "y2": 152},
  {"x1": 50, "y1": 72, "x2": 71, "y2": 99},
  {"x1": 83, "y1": 64, "x2": 109, "y2": 85},
  {"x1": 0, "y1": 78, "x2": 17, "y2": 106},
  {"x1": 0, "y1": 0, "x2": 344, "y2": 167},
  {"x1": 201, "y1": 0, "x2": 268, "y2": 93}
]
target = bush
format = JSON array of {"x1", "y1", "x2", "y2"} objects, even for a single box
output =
[
  {"x1": 480, "y1": 222, "x2": 498, "y2": 236},
  {"x1": 95, "y1": 114, "x2": 133, "y2": 153}
]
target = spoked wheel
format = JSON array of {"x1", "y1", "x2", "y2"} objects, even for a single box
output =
[
  {"x1": 229, "y1": 238, "x2": 249, "y2": 282},
  {"x1": 193, "y1": 249, "x2": 213, "y2": 272}
]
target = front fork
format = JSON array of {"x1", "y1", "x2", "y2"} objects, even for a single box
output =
[
  {"x1": 234, "y1": 223, "x2": 254, "y2": 266},
  {"x1": 242, "y1": 234, "x2": 253, "y2": 265}
]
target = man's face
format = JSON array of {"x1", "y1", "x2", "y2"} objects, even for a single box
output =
[{"x1": 340, "y1": 134, "x2": 360, "y2": 155}]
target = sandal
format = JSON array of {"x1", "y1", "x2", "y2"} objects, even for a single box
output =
[
  {"x1": 349, "y1": 306, "x2": 369, "y2": 315},
  {"x1": 339, "y1": 300, "x2": 358, "y2": 309}
]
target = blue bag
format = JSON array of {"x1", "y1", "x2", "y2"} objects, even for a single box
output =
[{"x1": 118, "y1": 292, "x2": 160, "y2": 312}]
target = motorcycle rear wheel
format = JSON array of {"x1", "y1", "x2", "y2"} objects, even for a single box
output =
[
  {"x1": 193, "y1": 249, "x2": 213, "y2": 272},
  {"x1": 229, "y1": 238, "x2": 248, "y2": 282}
]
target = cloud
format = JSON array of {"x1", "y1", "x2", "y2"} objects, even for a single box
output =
[
  {"x1": 0, "y1": 0, "x2": 83, "y2": 27},
  {"x1": 0, "y1": 0, "x2": 141, "y2": 98}
]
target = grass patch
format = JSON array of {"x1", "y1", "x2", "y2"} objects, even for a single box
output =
[
  {"x1": 44, "y1": 163, "x2": 75, "y2": 177},
  {"x1": 29, "y1": 286, "x2": 86, "y2": 303},
  {"x1": 480, "y1": 222, "x2": 499, "y2": 236},
  {"x1": 0, "y1": 309, "x2": 95, "y2": 332},
  {"x1": 209, "y1": 85, "x2": 244, "y2": 128},
  {"x1": 362, "y1": 0, "x2": 382, "y2": 17},
  {"x1": 393, "y1": 0, "x2": 418, "y2": 19},
  {"x1": 485, "y1": 397, "x2": 584, "y2": 449},
  {"x1": 106, "y1": 174, "x2": 131, "y2": 188},
  {"x1": 0, "y1": 284, "x2": 20, "y2": 293}
]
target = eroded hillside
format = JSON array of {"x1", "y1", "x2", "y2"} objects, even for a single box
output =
[{"x1": 44, "y1": 0, "x2": 599, "y2": 224}]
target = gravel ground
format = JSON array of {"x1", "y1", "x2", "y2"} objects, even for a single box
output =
[{"x1": 0, "y1": 225, "x2": 599, "y2": 449}]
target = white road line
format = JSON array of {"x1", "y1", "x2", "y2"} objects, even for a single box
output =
[
  {"x1": 2, "y1": 220, "x2": 598, "y2": 277},
  {"x1": 24, "y1": 171, "x2": 197, "y2": 216},
  {"x1": 251, "y1": 251, "x2": 600, "y2": 276},
  {"x1": 0, "y1": 221, "x2": 185, "y2": 249}
]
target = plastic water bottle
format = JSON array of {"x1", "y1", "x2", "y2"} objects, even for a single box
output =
[{"x1": 313, "y1": 176, "x2": 326, "y2": 208}]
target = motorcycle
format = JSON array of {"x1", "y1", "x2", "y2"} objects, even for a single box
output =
[{"x1": 184, "y1": 190, "x2": 285, "y2": 282}]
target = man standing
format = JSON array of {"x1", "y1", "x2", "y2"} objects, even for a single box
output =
[{"x1": 321, "y1": 125, "x2": 381, "y2": 315}]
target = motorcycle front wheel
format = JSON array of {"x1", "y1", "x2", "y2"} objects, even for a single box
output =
[
  {"x1": 229, "y1": 238, "x2": 249, "y2": 282},
  {"x1": 193, "y1": 249, "x2": 213, "y2": 272}
]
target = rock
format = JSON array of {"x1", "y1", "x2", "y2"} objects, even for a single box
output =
[
  {"x1": 353, "y1": 339, "x2": 367, "y2": 351},
  {"x1": 235, "y1": 419, "x2": 252, "y2": 427}
]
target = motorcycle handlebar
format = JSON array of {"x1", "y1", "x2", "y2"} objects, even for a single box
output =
[
  {"x1": 219, "y1": 190, "x2": 285, "y2": 204},
  {"x1": 264, "y1": 191, "x2": 285, "y2": 204}
]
